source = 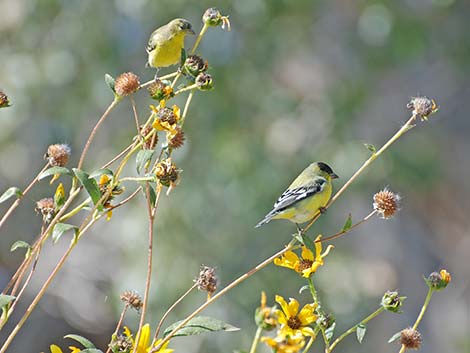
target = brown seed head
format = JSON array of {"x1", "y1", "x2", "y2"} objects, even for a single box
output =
[
  {"x1": 184, "y1": 55, "x2": 208, "y2": 77},
  {"x1": 0, "y1": 90, "x2": 10, "y2": 108},
  {"x1": 373, "y1": 188, "x2": 400, "y2": 219},
  {"x1": 168, "y1": 127, "x2": 185, "y2": 149},
  {"x1": 202, "y1": 8, "x2": 230, "y2": 30},
  {"x1": 35, "y1": 197, "x2": 55, "y2": 223},
  {"x1": 195, "y1": 72, "x2": 213, "y2": 91},
  {"x1": 427, "y1": 269, "x2": 451, "y2": 290},
  {"x1": 158, "y1": 107, "x2": 178, "y2": 125},
  {"x1": 155, "y1": 158, "x2": 180, "y2": 187},
  {"x1": 115, "y1": 72, "x2": 140, "y2": 97},
  {"x1": 195, "y1": 265, "x2": 217, "y2": 295},
  {"x1": 109, "y1": 333, "x2": 133, "y2": 353},
  {"x1": 120, "y1": 290, "x2": 143, "y2": 311},
  {"x1": 148, "y1": 79, "x2": 173, "y2": 101},
  {"x1": 45, "y1": 144, "x2": 71, "y2": 167},
  {"x1": 287, "y1": 316, "x2": 302, "y2": 330},
  {"x1": 140, "y1": 125, "x2": 158, "y2": 149},
  {"x1": 400, "y1": 328, "x2": 422, "y2": 350},
  {"x1": 407, "y1": 96, "x2": 438, "y2": 121}
]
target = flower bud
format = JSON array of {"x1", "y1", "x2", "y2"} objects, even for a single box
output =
[
  {"x1": 109, "y1": 334, "x2": 133, "y2": 353},
  {"x1": 426, "y1": 269, "x2": 451, "y2": 290},
  {"x1": 195, "y1": 265, "x2": 217, "y2": 296},
  {"x1": 373, "y1": 188, "x2": 400, "y2": 219},
  {"x1": 196, "y1": 72, "x2": 213, "y2": 91},
  {"x1": 0, "y1": 90, "x2": 11, "y2": 108},
  {"x1": 183, "y1": 55, "x2": 208, "y2": 77},
  {"x1": 45, "y1": 144, "x2": 71, "y2": 167},
  {"x1": 115, "y1": 72, "x2": 140, "y2": 97},
  {"x1": 406, "y1": 96, "x2": 438, "y2": 121},
  {"x1": 155, "y1": 158, "x2": 180, "y2": 188},
  {"x1": 400, "y1": 328, "x2": 422, "y2": 350},
  {"x1": 148, "y1": 79, "x2": 173, "y2": 101},
  {"x1": 381, "y1": 290, "x2": 405, "y2": 313}
]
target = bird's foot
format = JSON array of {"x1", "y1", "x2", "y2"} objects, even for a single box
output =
[
  {"x1": 319, "y1": 207, "x2": 327, "y2": 214},
  {"x1": 296, "y1": 223, "x2": 303, "y2": 235}
]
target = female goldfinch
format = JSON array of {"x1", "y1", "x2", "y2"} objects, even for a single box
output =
[
  {"x1": 255, "y1": 162, "x2": 339, "y2": 229},
  {"x1": 146, "y1": 18, "x2": 195, "y2": 69}
]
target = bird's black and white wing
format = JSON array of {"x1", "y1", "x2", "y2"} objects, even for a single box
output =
[{"x1": 273, "y1": 176, "x2": 327, "y2": 212}]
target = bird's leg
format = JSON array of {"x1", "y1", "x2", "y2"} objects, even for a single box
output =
[
  {"x1": 153, "y1": 68, "x2": 161, "y2": 81},
  {"x1": 296, "y1": 223, "x2": 303, "y2": 235},
  {"x1": 319, "y1": 207, "x2": 327, "y2": 214}
]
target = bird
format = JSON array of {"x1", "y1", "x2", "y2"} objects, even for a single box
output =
[
  {"x1": 255, "y1": 162, "x2": 339, "y2": 230},
  {"x1": 146, "y1": 18, "x2": 195, "y2": 71}
]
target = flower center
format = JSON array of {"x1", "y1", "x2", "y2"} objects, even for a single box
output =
[
  {"x1": 287, "y1": 315, "x2": 302, "y2": 329},
  {"x1": 298, "y1": 259, "x2": 313, "y2": 271}
]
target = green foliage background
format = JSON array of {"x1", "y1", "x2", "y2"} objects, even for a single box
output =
[{"x1": 0, "y1": 0, "x2": 469, "y2": 352}]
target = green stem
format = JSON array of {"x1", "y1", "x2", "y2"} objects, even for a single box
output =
[
  {"x1": 191, "y1": 23, "x2": 209, "y2": 55},
  {"x1": 120, "y1": 176, "x2": 155, "y2": 183},
  {"x1": 174, "y1": 84, "x2": 198, "y2": 96},
  {"x1": 328, "y1": 307, "x2": 385, "y2": 352},
  {"x1": 249, "y1": 326, "x2": 263, "y2": 353},
  {"x1": 398, "y1": 288, "x2": 434, "y2": 353},
  {"x1": 307, "y1": 278, "x2": 329, "y2": 350},
  {"x1": 59, "y1": 197, "x2": 91, "y2": 222},
  {"x1": 302, "y1": 333, "x2": 317, "y2": 353}
]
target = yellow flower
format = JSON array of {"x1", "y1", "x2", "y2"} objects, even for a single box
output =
[
  {"x1": 49, "y1": 345, "x2": 81, "y2": 353},
  {"x1": 275, "y1": 295, "x2": 317, "y2": 337},
  {"x1": 124, "y1": 324, "x2": 174, "y2": 353},
  {"x1": 255, "y1": 291, "x2": 278, "y2": 330},
  {"x1": 440, "y1": 269, "x2": 452, "y2": 284},
  {"x1": 261, "y1": 334, "x2": 305, "y2": 353},
  {"x1": 274, "y1": 235, "x2": 333, "y2": 278}
]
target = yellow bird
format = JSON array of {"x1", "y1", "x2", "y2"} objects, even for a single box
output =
[
  {"x1": 255, "y1": 162, "x2": 339, "y2": 230},
  {"x1": 146, "y1": 18, "x2": 195, "y2": 70}
]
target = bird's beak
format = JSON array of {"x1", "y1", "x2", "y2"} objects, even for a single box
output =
[
  {"x1": 187, "y1": 28, "x2": 195, "y2": 35},
  {"x1": 330, "y1": 173, "x2": 339, "y2": 179}
]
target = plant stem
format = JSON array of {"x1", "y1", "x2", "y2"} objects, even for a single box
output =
[
  {"x1": 328, "y1": 307, "x2": 385, "y2": 352},
  {"x1": 153, "y1": 283, "x2": 197, "y2": 343},
  {"x1": 153, "y1": 239, "x2": 297, "y2": 351},
  {"x1": 249, "y1": 326, "x2": 263, "y2": 353},
  {"x1": 303, "y1": 114, "x2": 417, "y2": 234},
  {"x1": 307, "y1": 278, "x2": 329, "y2": 350},
  {"x1": 398, "y1": 288, "x2": 434, "y2": 353},
  {"x1": 302, "y1": 334, "x2": 316, "y2": 353},
  {"x1": 0, "y1": 163, "x2": 49, "y2": 230},
  {"x1": 140, "y1": 72, "x2": 178, "y2": 89},
  {"x1": 174, "y1": 84, "x2": 198, "y2": 96},
  {"x1": 316, "y1": 210, "x2": 377, "y2": 243},
  {"x1": 105, "y1": 304, "x2": 129, "y2": 353}
]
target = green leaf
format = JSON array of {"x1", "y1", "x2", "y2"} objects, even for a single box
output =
[
  {"x1": 388, "y1": 331, "x2": 402, "y2": 343},
  {"x1": 341, "y1": 214, "x2": 352, "y2": 232},
  {"x1": 64, "y1": 334, "x2": 96, "y2": 349},
  {"x1": 324, "y1": 322, "x2": 336, "y2": 342},
  {"x1": 105, "y1": 74, "x2": 115, "y2": 93},
  {"x1": 163, "y1": 316, "x2": 240, "y2": 337},
  {"x1": 10, "y1": 240, "x2": 31, "y2": 252},
  {"x1": 38, "y1": 166, "x2": 71, "y2": 181},
  {"x1": 299, "y1": 285, "x2": 309, "y2": 294},
  {"x1": 356, "y1": 324, "x2": 366, "y2": 343},
  {"x1": 78, "y1": 349, "x2": 103, "y2": 353},
  {"x1": 0, "y1": 294, "x2": 15, "y2": 308},
  {"x1": 136, "y1": 149, "x2": 154, "y2": 174},
  {"x1": 147, "y1": 183, "x2": 157, "y2": 206},
  {"x1": 52, "y1": 223, "x2": 79, "y2": 244},
  {"x1": 73, "y1": 169, "x2": 101, "y2": 206},
  {"x1": 89, "y1": 168, "x2": 114, "y2": 179},
  {"x1": 180, "y1": 47, "x2": 187, "y2": 66},
  {"x1": 301, "y1": 234, "x2": 316, "y2": 254},
  {"x1": 0, "y1": 187, "x2": 22, "y2": 204},
  {"x1": 364, "y1": 143, "x2": 377, "y2": 154}
]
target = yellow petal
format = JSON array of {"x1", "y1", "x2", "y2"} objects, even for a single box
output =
[
  {"x1": 298, "y1": 303, "x2": 317, "y2": 325},
  {"x1": 300, "y1": 326, "x2": 316, "y2": 337},
  {"x1": 50, "y1": 345, "x2": 64, "y2": 353},
  {"x1": 68, "y1": 346, "x2": 82, "y2": 353},
  {"x1": 137, "y1": 324, "x2": 150, "y2": 353},
  {"x1": 172, "y1": 105, "x2": 181, "y2": 120},
  {"x1": 301, "y1": 246, "x2": 314, "y2": 261},
  {"x1": 276, "y1": 309, "x2": 288, "y2": 325},
  {"x1": 286, "y1": 298, "x2": 299, "y2": 317},
  {"x1": 275, "y1": 295, "x2": 289, "y2": 316},
  {"x1": 314, "y1": 235, "x2": 323, "y2": 259}
]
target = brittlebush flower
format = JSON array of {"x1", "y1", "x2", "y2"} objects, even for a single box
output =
[
  {"x1": 274, "y1": 235, "x2": 334, "y2": 278},
  {"x1": 275, "y1": 295, "x2": 317, "y2": 337},
  {"x1": 151, "y1": 102, "x2": 181, "y2": 132},
  {"x1": 261, "y1": 334, "x2": 305, "y2": 353},
  {"x1": 124, "y1": 324, "x2": 173, "y2": 353},
  {"x1": 49, "y1": 345, "x2": 81, "y2": 353}
]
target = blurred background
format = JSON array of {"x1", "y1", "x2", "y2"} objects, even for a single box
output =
[{"x1": 0, "y1": 0, "x2": 469, "y2": 352}]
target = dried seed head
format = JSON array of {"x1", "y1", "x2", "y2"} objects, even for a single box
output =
[
  {"x1": 407, "y1": 96, "x2": 438, "y2": 121},
  {"x1": 426, "y1": 269, "x2": 451, "y2": 290},
  {"x1": 140, "y1": 125, "x2": 158, "y2": 150},
  {"x1": 400, "y1": 328, "x2": 422, "y2": 350},
  {"x1": 115, "y1": 72, "x2": 140, "y2": 97},
  {"x1": 167, "y1": 127, "x2": 185, "y2": 149},
  {"x1": 183, "y1": 55, "x2": 208, "y2": 77},
  {"x1": 0, "y1": 90, "x2": 10, "y2": 108},
  {"x1": 35, "y1": 197, "x2": 55, "y2": 223},
  {"x1": 158, "y1": 107, "x2": 178, "y2": 125},
  {"x1": 373, "y1": 188, "x2": 400, "y2": 219},
  {"x1": 195, "y1": 72, "x2": 213, "y2": 91},
  {"x1": 155, "y1": 158, "x2": 180, "y2": 187},
  {"x1": 120, "y1": 290, "x2": 143, "y2": 311},
  {"x1": 202, "y1": 8, "x2": 230, "y2": 30},
  {"x1": 45, "y1": 144, "x2": 71, "y2": 167},
  {"x1": 109, "y1": 334, "x2": 133, "y2": 353},
  {"x1": 148, "y1": 79, "x2": 173, "y2": 101},
  {"x1": 195, "y1": 265, "x2": 217, "y2": 295},
  {"x1": 381, "y1": 290, "x2": 404, "y2": 313}
]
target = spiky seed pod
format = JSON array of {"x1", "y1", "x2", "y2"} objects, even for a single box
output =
[
  {"x1": 195, "y1": 265, "x2": 217, "y2": 295},
  {"x1": 168, "y1": 127, "x2": 185, "y2": 149},
  {"x1": 45, "y1": 144, "x2": 71, "y2": 167},
  {"x1": 114, "y1": 72, "x2": 140, "y2": 97},
  {"x1": 109, "y1": 334, "x2": 133, "y2": 353},
  {"x1": 373, "y1": 188, "x2": 400, "y2": 219},
  {"x1": 120, "y1": 290, "x2": 143, "y2": 311},
  {"x1": 203, "y1": 8, "x2": 223, "y2": 26},
  {"x1": 381, "y1": 290, "x2": 404, "y2": 313},
  {"x1": 157, "y1": 107, "x2": 178, "y2": 125},
  {"x1": 195, "y1": 72, "x2": 213, "y2": 91},
  {"x1": 426, "y1": 269, "x2": 451, "y2": 290},
  {"x1": 400, "y1": 328, "x2": 422, "y2": 350},
  {"x1": 0, "y1": 90, "x2": 10, "y2": 108},
  {"x1": 407, "y1": 96, "x2": 438, "y2": 121},
  {"x1": 140, "y1": 125, "x2": 158, "y2": 150},
  {"x1": 183, "y1": 55, "x2": 208, "y2": 77},
  {"x1": 148, "y1": 79, "x2": 173, "y2": 101},
  {"x1": 35, "y1": 198, "x2": 55, "y2": 223},
  {"x1": 155, "y1": 159, "x2": 180, "y2": 187}
]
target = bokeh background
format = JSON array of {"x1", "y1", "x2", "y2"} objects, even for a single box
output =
[{"x1": 0, "y1": 0, "x2": 469, "y2": 352}]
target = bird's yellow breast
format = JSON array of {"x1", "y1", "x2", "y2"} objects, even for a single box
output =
[{"x1": 148, "y1": 32, "x2": 186, "y2": 68}]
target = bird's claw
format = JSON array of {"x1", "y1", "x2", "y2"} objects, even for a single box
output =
[{"x1": 319, "y1": 207, "x2": 327, "y2": 214}]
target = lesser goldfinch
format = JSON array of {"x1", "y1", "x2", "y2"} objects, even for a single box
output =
[
  {"x1": 146, "y1": 18, "x2": 195, "y2": 69},
  {"x1": 255, "y1": 162, "x2": 339, "y2": 229}
]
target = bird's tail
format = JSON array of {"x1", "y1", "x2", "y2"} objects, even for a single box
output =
[{"x1": 255, "y1": 211, "x2": 276, "y2": 228}]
